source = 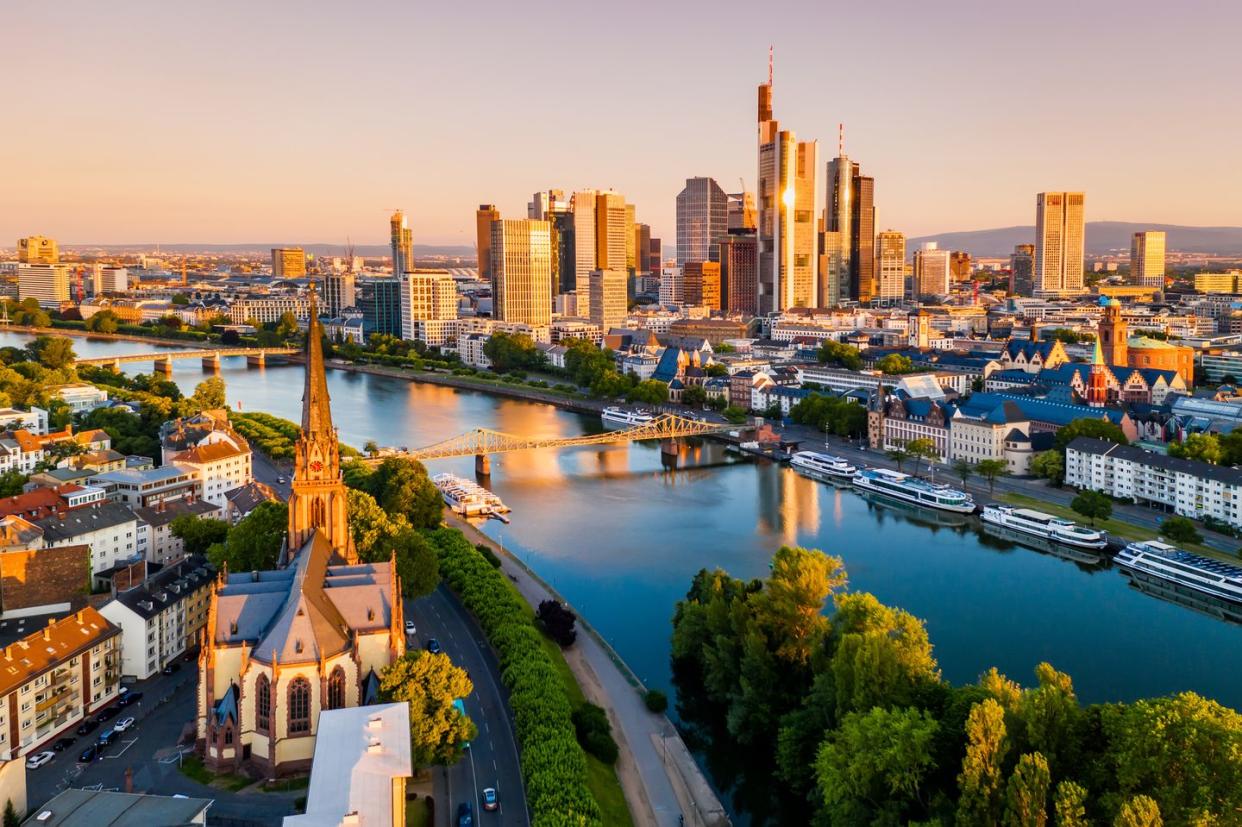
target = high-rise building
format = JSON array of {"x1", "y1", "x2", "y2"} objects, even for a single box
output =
[
  {"x1": 551, "y1": 210, "x2": 576, "y2": 296},
  {"x1": 18, "y1": 263, "x2": 70, "y2": 308},
  {"x1": 271, "y1": 248, "x2": 306, "y2": 279},
  {"x1": 1034, "y1": 192, "x2": 1086, "y2": 296},
  {"x1": 683, "y1": 262, "x2": 722, "y2": 310},
  {"x1": 720, "y1": 234, "x2": 759, "y2": 315},
  {"x1": 91, "y1": 264, "x2": 128, "y2": 295},
  {"x1": 491, "y1": 219, "x2": 552, "y2": 326},
  {"x1": 914, "y1": 242, "x2": 951, "y2": 298},
  {"x1": 1010, "y1": 244, "x2": 1035, "y2": 296},
  {"x1": 17, "y1": 236, "x2": 57, "y2": 264},
  {"x1": 727, "y1": 192, "x2": 757, "y2": 232},
  {"x1": 676, "y1": 178, "x2": 728, "y2": 265},
  {"x1": 475, "y1": 205, "x2": 500, "y2": 281},
  {"x1": 635, "y1": 223, "x2": 652, "y2": 274},
  {"x1": 950, "y1": 251, "x2": 973, "y2": 283},
  {"x1": 757, "y1": 64, "x2": 818, "y2": 313},
  {"x1": 390, "y1": 211, "x2": 413, "y2": 276},
  {"x1": 659, "y1": 266, "x2": 684, "y2": 306},
  {"x1": 825, "y1": 153, "x2": 875, "y2": 303},
  {"x1": 594, "y1": 192, "x2": 629, "y2": 272},
  {"x1": 588, "y1": 269, "x2": 627, "y2": 331},
  {"x1": 399, "y1": 270, "x2": 459, "y2": 346},
  {"x1": 817, "y1": 227, "x2": 845, "y2": 308},
  {"x1": 624, "y1": 203, "x2": 637, "y2": 274},
  {"x1": 359, "y1": 278, "x2": 402, "y2": 336},
  {"x1": 1130, "y1": 231, "x2": 1166, "y2": 288},
  {"x1": 528, "y1": 189, "x2": 567, "y2": 220},
  {"x1": 323, "y1": 272, "x2": 357, "y2": 317},
  {"x1": 570, "y1": 191, "x2": 597, "y2": 291},
  {"x1": 875, "y1": 230, "x2": 906, "y2": 304}
]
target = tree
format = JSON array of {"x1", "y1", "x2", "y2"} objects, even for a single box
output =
[
  {"x1": 2, "y1": 799, "x2": 16, "y2": 827},
  {"x1": 1114, "y1": 796, "x2": 1162, "y2": 827},
  {"x1": 1168, "y1": 433, "x2": 1222, "y2": 465},
  {"x1": 1031, "y1": 450, "x2": 1065, "y2": 484},
  {"x1": 171, "y1": 293, "x2": 190, "y2": 305},
  {"x1": 536, "y1": 599, "x2": 577, "y2": 647},
  {"x1": 220, "y1": 328, "x2": 241, "y2": 345},
  {"x1": 1017, "y1": 663, "x2": 1083, "y2": 778},
  {"x1": 876, "y1": 353, "x2": 917, "y2": 375},
  {"x1": 85, "y1": 310, "x2": 120, "y2": 334},
  {"x1": 346, "y1": 487, "x2": 409, "y2": 560},
  {"x1": 392, "y1": 528, "x2": 440, "y2": 597},
  {"x1": 956, "y1": 698, "x2": 1009, "y2": 827},
  {"x1": 483, "y1": 331, "x2": 543, "y2": 373},
  {"x1": 363, "y1": 440, "x2": 379, "y2": 457},
  {"x1": 215, "y1": 501, "x2": 288, "y2": 571},
  {"x1": 1053, "y1": 418, "x2": 1128, "y2": 455},
  {"x1": 275, "y1": 311, "x2": 299, "y2": 339},
  {"x1": 887, "y1": 445, "x2": 912, "y2": 472},
  {"x1": 368, "y1": 457, "x2": 443, "y2": 530},
  {"x1": 953, "y1": 459, "x2": 975, "y2": 486},
  {"x1": 1159, "y1": 515, "x2": 1203, "y2": 545},
  {"x1": 378, "y1": 650, "x2": 476, "y2": 767},
  {"x1": 722, "y1": 405, "x2": 747, "y2": 424},
  {"x1": 572, "y1": 703, "x2": 618, "y2": 764},
  {"x1": 1221, "y1": 431, "x2": 1242, "y2": 467},
  {"x1": 817, "y1": 340, "x2": 863, "y2": 371},
  {"x1": 905, "y1": 438, "x2": 939, "y2": 476},
  {"x1": 189, "y1": 376, "x2": 227, "y2": 412},
  {"x1": 0, "y1": 471, "x2": 25, "y2": 498},
  {"x1": 26, "y1": 336, "x2": 75, "y2": 369},
  {"x1": 170, "y1": 514, "x2": 230, "y2": 557},
  {"x1": 1070, "y1": 490, "x2": 1112, "y2": 526},
  {"x1": 831, "y1": 592, "x2": 939, "y2": 715},
  {"x1": 753, "y1": 546, "x2": 846, "y2": 666},
  {"x1": 1053, "y1": 781, "x2": 1090, "y2": 827},
  {"x1": 627, "y1": 379, "x2": 669, "y2": 405},
  {"x1": 157, "y1": 314, "x2": 184, "y2": 330},
  {"x1": 562, "y1": 338, "x2": 614, "y2": 388},
  {"x1": 1003, "y1": 752, "x2": 1051, "y2": 827},
  {"x1": 681, "y1": 385, "x2": 708, "y2": 407},
  {"x1": 976, "y1": 459, "x2": 1010, "y2": 495},
  {"x1": 789, "y1": 393, "x2": 869, "y2": 438}
]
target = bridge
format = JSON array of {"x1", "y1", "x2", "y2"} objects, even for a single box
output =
[
  {"x1": 377, "y1": 413, "x2": 731, "y2": 474},
  {"x1": 75, "y1": 348, "x2": 299, "y2": 375}
]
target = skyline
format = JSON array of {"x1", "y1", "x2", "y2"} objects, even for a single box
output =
[{"x1": 7, "y1": 0, "x2": 1241, "y2": 247}]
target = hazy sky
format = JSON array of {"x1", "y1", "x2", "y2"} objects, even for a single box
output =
[{"x1": 6, "y1": 0, "x2": 1240, "y2": 249}]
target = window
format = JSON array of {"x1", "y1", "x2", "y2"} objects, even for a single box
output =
[
  {"x1": 255, "y1": 674, "x2": 270, "y2": 733},
  {"x1": 327, "y1": 666, "x2": 346, "y2": 711},
  {"x1": 287, "y1": 677, "x2": 310, "y2": 734}
]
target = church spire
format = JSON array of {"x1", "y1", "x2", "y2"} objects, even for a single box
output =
[{"x1": 301, "y1": 289, "x2": 333, "y2": 437}]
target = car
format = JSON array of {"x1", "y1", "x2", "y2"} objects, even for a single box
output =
[
  {"x1": 76, "y1": 719, "x2": 99, "y2": 736},
  {"x1": 25, "y1": 751, "x2": 54, "y2": 770},
  {"x1": 482, "y1": 788, "x2": 498, "y2": 811},
  {"x1": 113, "y1": 717, "x2": 135, "y2": 733},
  {"x1": 404, "y1": 620, "x2": 416, "y2": 634},
  {"x1": 118, "y1": 691, "x2": 143, "y2": 707},
  {"x1": 95, "y1": 706, "x2": 120, "y2": 722},
  {"x1": 162, "y1": 662, "x2": 181, "y2": 674},
  {"x1": 78, "y1": 745, "x2": 99, "y2": 763},
  {"x1": 52, "y1": 738, "x2": 74, "y2": 752},
  {"x1": 277, "y1": 476, "x2": 287, "y2": 484},
  {"x1": 97, "y1": 729, "x2": 117, "y2": 746},
  {"x1": 456, "y1": 802, "x2": 473, "y2": 827},
  {"x1": 426, "y1": 638, "x2": 442, "y2": 655}
]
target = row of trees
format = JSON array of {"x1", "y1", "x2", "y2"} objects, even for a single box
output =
[
  {"x1": 671, "y1": 546, "x2": 1242, "y2": 825},
  {"x1": 788, "y1": 393, "x2": 868, "y2": 438}
]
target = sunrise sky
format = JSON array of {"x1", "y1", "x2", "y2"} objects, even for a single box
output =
[{"x1": 6, "y1": 0, "x2": 1240, "y2": 248}]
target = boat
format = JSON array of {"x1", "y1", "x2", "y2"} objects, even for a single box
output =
[
  {"x1": 978, "y1": 522, "x2": 1107, "y2": 568},
  {"x1": 432, "y1": 473, "x2": 511, "y2": 519},
  {"x1": 601, "y1": 407, "x2": 655, "y2": 428},
  {"x1": 1115, "y1": 540, "x2": 1242, "y2": 608},
  {"x1": 851, "y1": 467, "x2": 975, "y2": 513},
  {"x1": 980, "y1": 505, "x2": 1108, "y2": 550},
  {"x1": 790, "y1": 451, "x2": 857, "y2": 481}
]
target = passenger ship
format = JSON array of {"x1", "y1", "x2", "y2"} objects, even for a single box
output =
[
  {"x1": 980, "y1": 505, "x2": 1108, "y2": 550},
  {"x1": 601, "y1": 407, "x2": 655, "y2": 428},
  {"x1": 432, "y1": 473, "x2": 511, "y2": 519},
  {"x1": 1115, "y1": 540, "x2": 1242, "y2": 608},
  {"x1": 790, "y1": 451, "x2": 857, "y2": 481},
  {"x1": 851, "y1": 468, "x2": 976, "y2": 513}
]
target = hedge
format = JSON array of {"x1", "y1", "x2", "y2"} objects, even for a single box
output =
[{"x1": 430, "y1": 528, "x2": 602, "y2": 826}]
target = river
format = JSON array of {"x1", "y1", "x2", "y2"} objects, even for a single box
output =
[{"x1": 26, "y1": 331, "x2": 1242, "y2": 804}]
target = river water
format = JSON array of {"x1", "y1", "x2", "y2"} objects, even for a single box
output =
[{"x1": 28, "y1": 332, "x2": 1242, "y2": 776}]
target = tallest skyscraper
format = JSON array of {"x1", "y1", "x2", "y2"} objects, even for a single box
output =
[{"x1": 390, "y1": 210, "x2": 413, "y2": 276}]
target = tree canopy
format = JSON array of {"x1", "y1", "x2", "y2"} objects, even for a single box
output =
[
  {"x1": 379, "y1": 650, "x2": 476, "y2": 767},
  {"x1": 817, "y1": 340, "x2": 863, "y2": 371},
  {"x1": 211, "y1": 501, "x2": 288, "y2": 572}
]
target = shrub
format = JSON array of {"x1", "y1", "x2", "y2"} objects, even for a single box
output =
[
  {"x1": 643, "y1": 689, "x2": 668, "y2": 713},
  {"x1": 1160, "y1": 515, "x2": 1204, "y2": 546},
  {"x1": 475, "y1": 543, "x2": 503, "y2": 568},
  {"x1": 536, "y1": 600, "x2": 578, "y2": 647},
  {"x1": 572, "y1": 703, "x2": 619, "y2": 765}
]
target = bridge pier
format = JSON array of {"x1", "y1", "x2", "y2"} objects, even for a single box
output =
[
  {"x1": 153, "y1": 358, "x2": 173, "y2": 377},
  {"x1": 474, "y1": 454, "x2": 491, "y2": 476},
  {"x1": 201, "y1": 354, "x2": 221, "y2": 372},
  {"x1": 660, "y1": 438, "x2": 680, "y2": 469},
  {"x1": 109, "y1": 359, "x2": 122, "y2": 373},
  {"x1": 246, "y1": 353, "x2": 266, "y2": 368}
]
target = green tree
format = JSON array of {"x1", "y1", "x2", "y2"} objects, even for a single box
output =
[
  {"x1": 1003, "y1": 752, "x2": 1051, "y2": 827},
  {"x1": 1220, "y1": 431, "x2": 1242, "y2": 467},
  {"x1": 189, "y1": 376, "x2": 227, "y2": 412},
  {"x1": 1053, "y1": 781, "x2": 1090, "y2": 827},
  {"x1": 956, "y1": 698, "x2": 1009, "y2": 827},
  {"x1": 788, "y1": 393, "x2": 869, "y2": 438},
  {"x1": 627, "y1": 379, "x2": 669, "y2": 405},
  {"x1": 1016, "y1": 663, "x2": 1083, "y2": 777},
  {"x1": 26, "y1": 335, "x2": 75, "y2": 369},
  {"x1": 378, "y1": 650, "x2": 477, "y2": 767},
  {"x1": 1167, "y1": 433, "x2": 1222, "y2": 464},
  {"x1": 752, "y1": 546, "x2": 846, "y2": 665},
  {"x1": 1159, "y1": 516, "x2": 1203, "y2": 545},
  {"x1": 562, "y1": 338, "x2": 614, "y2": 387},
  {"x1": 482, "y1": 331, "x2": 543, "y2": 373},
  {"x1": 2, "y1": 798, "x2": 17, "y2": 827},
  {"x1": 1114, "y1": 796, "x2": 1162, "y2": 827},
  {"x1": 0, "y1": 471, "x2": 25, "y2": 497},
  {"x1": 85, "y1": 310, "x2": 120, "y2": 334},
  {"x1": 681, "y1": 385, "x2": 708, "y2": 406},
  {"x1": 392, "y1": 528, "x2": 440, "y2": 597},
  {"x1": 976, "y1": 458, "x2": 1010, "y2": 495},
  {"x1": 905, "y1": 437, "x2": 939, "y2": 476},
  {"x1": 817, "y1": 340, "x2": 863, "y2": 371},
  {"x1": 275, "y1": 311, "x2": 299, "y2": 339},
  {"x1": 721, "y1": 405, "x2": 747, "y2": 424},
  {"x1": 1053, "y1": 418, "x2": 1128, "y2": 455},
  {"x1": 216, "y1": 501, "x2": 288, "y2": 571},
  {"x1": 368, "y1": 457, "x2": 443, "y2": 530},
  {"x1": 346, "y1": 487, "x2": 409, "y2": 560},
  {"x1": 886, "y1": 445, "x2": 912, "y2": 472},
  {"x1": 1031, "y1": 450, "x2": 1065, "y2": 484},
  {"x1": 171, "y1": 293, "x2": 190, "y2": 305},
  {"x1": 1070, "y1": 490, "x2": 1112, "y2": 526},
  {"x1": 831, "y1": 592, "x2": 939, "y2": 716},
  {"x1": 876, "y1": 353, "x2": 917, "y2": 375},
  {"x1": 363, "y1": 440, "x2": 379, "y2": 457},
  {"x1": 170, "y1": 514, "x2": 230, "y2": 557},
  {"x1": 952, "y1": 459, "x2": 975, "y2": 486}
]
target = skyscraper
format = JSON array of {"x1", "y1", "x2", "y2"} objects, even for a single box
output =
[
  {"x1": 271, "y1": 248, "x2": 306, "y2": 279},
  {"x1": 17, "y1": 236, "x2": 57, "y2": 264},
  {"x1": 676, "y1": 177, "x2": 728, "y2": 265},
  {"x1": 1010, "y1": 244, "x2": 1035, "y2": 296},
  {"x1": 950, "y1": 251, "x2": 973, "y2": 283},
  {"x1": 17, "y1": 264, "x2": 69, "y2": 308},
  {"x1": 1130, "y1": 231, "x2": 1166, "y2": 288},
  {"x1": 624, "y1": 203, "x2": 637, "y2": 274},
  {"x1": 914, "y1": 242, "x2": 951, "y2": 298},
  {"x1": 390, "y1": 211, "x2": 413, "y2": 276},
  {"x1": 475, "y1": 204, "x2": 501, "y2": 282},
  {"x1": 594, "y1": 192, "x2": 629, "y2": 272},
  {"x1": 817, "y1": 226, "x2": 844, "y2": 308},
  {"x1": 825, "y1": 151, "x2": 875, "y2": 304},
  {"x1": 682, "y1": 261, "x2": 722, "y2": 310},
  {"x1": 1034, "y1": 192, "x2": 1086, "y2": 296},
  {"x1": 528, "y1": 189, "x2": 567, "y2": 220},
  {"x1": 635, "y1": 223, "x2": 652, "y2": 275},
  {"x1": 570, "y1": 191, "x2": 597, "y2": 291},
  {"x1": 588, "y1": 269, "x2": 628, "y2": 332},
  {"x1": 720, "y1": 234, "x2": 759, "y2": 315},
  {"x1": 875, "y1": 230, "x2": 906, "y2": 303},
  {"x1": 359, "y1": 278, "x2": 402, "y2": 336},
  {"x1": 491, "y1": 219, "x2": 552, "y2": 326}
]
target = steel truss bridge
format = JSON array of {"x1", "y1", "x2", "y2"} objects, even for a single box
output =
[{"x1": 75, "y1": 348, "x2": 298, "y2": 371}]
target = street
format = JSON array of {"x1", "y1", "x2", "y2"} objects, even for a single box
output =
[{"x1": 251, "y1": 451, "x2": 292, "y2": 499}]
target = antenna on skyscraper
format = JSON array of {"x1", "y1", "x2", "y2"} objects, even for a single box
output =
[
  {"x1": 839, "y1": 123, "x2": 844, "y2": 156},
  {"x1": 768, "y1": 46, "x2": 773, "y2": 85}
]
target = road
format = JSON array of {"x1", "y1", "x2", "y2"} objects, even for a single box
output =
[
  {"x1": 252, "y1": 451, "x2": 292, "y2": 500},
  {"x1": 405, "y1": 586, "x2": 528, "y2": 827}
]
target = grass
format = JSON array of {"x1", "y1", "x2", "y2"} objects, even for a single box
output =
[
  {"x1": 1000, "y1": 492, "x2": 1229, "y2": 559},
  {"x1": 178, "y1": 755, "x2": 253, "y2": 792},
  {"x1": 406, "y1": 798, "x2": 432, "y2": 827},
  {"x1": 262, "y1": 775, "x2": 310, "y2": 792}
]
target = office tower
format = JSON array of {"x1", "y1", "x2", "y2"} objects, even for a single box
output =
[
  {"x1": 914, "y1": 242, "x2": 951, "y2": 298},
  {"x1": 91, "y1": 264, "x2": 128, "y2": 295},
  {"x1": 528, "y1": 189, "x2": 567, "y2": 220},
  {"x1": 17, "y1": 264, "x2": 70, "y2": 307},
  {"x1": 399, "y1": 270, "x2": 459, "y2": 345},
  {"x1": 727, "y1": 192, "x2": 757, "y2": 232},
  {"x1": 323, "y1": 272, "x2": 357, "y2": 316},
  {"x1": 659, "y1": 266, "x2": 684, "y2": 306},
  {"x1": 390, "y1": 211, "x2": 413, "y2": 276},
  {"x1": 719, "y1": 234, "x2": 758, "y2": 315},
  {"x1": 588, "y1": 269, "x2": 628, "y2": 331},
  {"x1": 624, "y1": 203, "x2": 637, "y2": 273},
  {"x1": 676, "y1": 177, "x2": 728, "y2": 265},
  {"x1": 593, "y1": 192, "x2": 628, "y2": 272},
  {"x1": 360, "y1": 278, "x2": 402, "y2": 336},
  {"x1": 271, "y1": 248, "x2": 306, "y2": 279},
  {"x1": 635, "y1": 223, "x2": 652, "y2": 274},
  {"x1": 817, "y1": 226, "x2": 845, "y2": 308},
  {"x1": 825, "y1": 150, "x2": 876, "y2": 304},
  {"x1": 1034, "y1": 192, "x2": 1086, "y2": 295},
  {"x1": 491, "y1": 219, "x2": 552, "y2": 326},
  {"x1": 570, "y1": 191, "x2": 597, "y2": 291},
  {"x1": 17, "y1": 236, "x2": 58, "y2": 264},
  {"x1": 875, "y1": 230, "x2": 906, "y2": 303},
  {"x1": 475, "y1": 205, "x2": 500, "y2": 281},
  {"x1": 551, "y1": 211, "x2": 576, "y2": 296},
  {"x1": 1130, "y1": 231, "x2": 1166, "y2": 288},
  {"x1": 1009, "y1": 245, "x2": 1035, "y2": 296},
  {"x1": 682, "y1": 262, "x2": 722, "y2": 310},
  {"x1": 950, "y1": 251, "x2": 973, "y2": 283}
]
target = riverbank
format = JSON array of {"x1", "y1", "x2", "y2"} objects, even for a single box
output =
[{"x1": 17, "y1": 324, "x2": 212, "y2": 350}]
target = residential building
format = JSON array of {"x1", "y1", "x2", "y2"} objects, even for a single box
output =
[
  {"x1": 35, "y1": 501, "x2": 140, "y2": 582},
  {"x1": 1010, "y1": 244, "x2": 1035, "y2": 296},
  {"x1": 475, "y1": 204, "x2": 500, "y2": 280},
  {"x1": 0, "y1": 518, "x2": 90, "y2": 616},
  {"x1": 228, "y1": 296, "x2": 311, "y2": 325},
  {"x1": 1034, "y1": 192, "x2": 1086, "y2": 296},
  {"x1": 1130, "y1": 231, "x2": 1166, "y2": 288},
  {"x1": 21, "y1": 790, "x2": 211, "y2": 827},
  {"x1": 550, "y1": 319, "x2": 603, "y2": 345},
  {"x1": 0, "y1": 608, "x2": 120, "y2": 760},
  {"x1": 222, "y1": 481, "x2": 279, "y2": 525},
  {"x1": 914, "y1": 242, "x2": 951, "y2": 298},
  {"x1": 399, "y1": 270, "x2": 459, "y2": 345},
  {"x1": 491, "y1": 219, "x2": 552, "y2": 326},
  {"x1": 91, "y1": 265, "x2": 128, "y2": 295},
  {"x1": 457, "y1": 332, "x2": 490, "y2": 368},
  {"x1": 17, "y1": 264, "x2": 69, "y2": 308},
  {"x1": 390, "y1": 210, "x2": 413, "y2": 276},
  {"x1": 322, "y1": 271, "x2": 356, "y2": 317},
  {"x1": 17, "y1": 236, "x2": 57, "y2": 264},
  {"x1": 0, "y1": 409, "x2": 46, "y2": 435},
  {"x1": 0, "y1": 431, "x2": 43, "y2": 474},
  {"x1": 89, "y1": 465, "x2": 201, "y2": 509},
  {"x1": 99, "y1": 556, "x2": 214, "y2": 679},
  {"x1": 876, "y1": 230, "x2": 906, "y2": 303},
  {"x1": 676, "y1": 178, "x2": 728, "y2": 265},
  {"x1": 163, "y1": 433, "x2": 252, "y2": 509},
  {"x1": 588, "y1": 269, "x2": 628, "y2": 332},
  {"x1": 271, "y1": 248, "x2": 306, "y2": 280},
  {"x1": 658, "y1": 266, "x2": 684, "y2": 306}
]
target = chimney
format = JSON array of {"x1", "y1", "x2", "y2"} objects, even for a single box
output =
[{"x1": 42, "y1": 627, "x2": 51, "y2": 641}]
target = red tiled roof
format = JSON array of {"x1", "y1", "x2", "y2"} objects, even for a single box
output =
[{"x1": 0, "y1": 485, "x2": 84, "y2": 521}]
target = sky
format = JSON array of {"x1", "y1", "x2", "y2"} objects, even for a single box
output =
[{"x1": 5, "y1": 0, "x2": 1240, "y2": 249}]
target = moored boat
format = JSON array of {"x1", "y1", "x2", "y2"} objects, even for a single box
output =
[
  {"x1": 790, "y1": 451, "x2": 857, "y2": 480},
  {"x1": 601, "y1": 407, "x2": 655, "y2": 428},
  {"x1": 1115, "y1": 540, "x2": 1242, "y2": 607},
  {"x1": 981, "y1": 505, "x2": 1108, "y2": 550},
  {"x1": 432, "y1": 473, "x2": 511, "y2": 519},
  {"x1": 851, "y1": 467, "x2": 975, "y2": 513}
]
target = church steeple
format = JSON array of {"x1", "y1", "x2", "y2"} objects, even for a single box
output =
[{"x1": 302, "y1": 291, "x2": 334, "y2": 437}]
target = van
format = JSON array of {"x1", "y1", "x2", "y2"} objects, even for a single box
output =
[{"x1": 97, "y1": 728, "x2": 116, "y2": 746}]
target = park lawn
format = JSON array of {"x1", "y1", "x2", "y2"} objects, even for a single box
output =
[
  {"x1": 178, "y1": 755, "x2": 253, "y2": 792},
  {"x1": 999, "y1": 492, "x2": 1228, "y2": 559}
]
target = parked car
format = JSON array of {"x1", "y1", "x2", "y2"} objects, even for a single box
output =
[
  {"x1": 426, "y1": 638, "x2": 442, "y2": 655},
  {"x1": 97, "y1": 729, "x2": 117, "y2": 746},
  {"x1": 162, "y1": 662, "x2": 181, "y2": 675},
  {"x1": 277, "y1": 476, "x2": 287, "y2": 484},
  {"x1": 456, "y1": 802, "x2": 473, "y2": 827},
  {"x1": 482, "y1": 787, "x2": 498, "y2": 811},
  {"x1": 76, "y1": 719, "x2": 99, "y2": 736},
  {"x1": 78, "y1": 745, "x2": 99, "y2": 763},
  {"x1": 52, "y1": 738, "x2": 74, "y2": 752},
  {"x1": 25, "y1": 751, "x2": 54, "y2": 770},
  {"x1": 404, "y1": 620, "x2": 416, "y2": 634},
  {"x1": 118, "y1": 691, "x2": 143, "y2": 707},
  {"x1": 113, "y1": 717, "x2": 135, "y2": 733}
]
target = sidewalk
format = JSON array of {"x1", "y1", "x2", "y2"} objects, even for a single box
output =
[{"x1": 446, "y1": 514, "x2": 730, "y2": 827}]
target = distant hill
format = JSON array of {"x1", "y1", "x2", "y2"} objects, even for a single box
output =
[
  {"x1": 908, "y1": 223, "x2": 1242, "y2": 258},
  {"x1": 62, "y1": 242, "x2": 476, "y2": 259}
]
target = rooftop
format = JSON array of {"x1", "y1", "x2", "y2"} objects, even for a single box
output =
[
  {"x1": 21, "y1": 789, "x2": 212, "y2": 826},
  {"x1": 0, "y1": 607, "x2": 118, "y2": 697}
]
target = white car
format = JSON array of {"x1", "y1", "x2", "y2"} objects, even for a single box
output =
[
  {"x1": 113, "y1": 717, "x2": 136, "y2": 733},
  {"x1": 25, "y1": 751, "x2": 55, "y2": 770},
  {"x1": 404, "y1": 620, "x2": 416, "y2": 634}
]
